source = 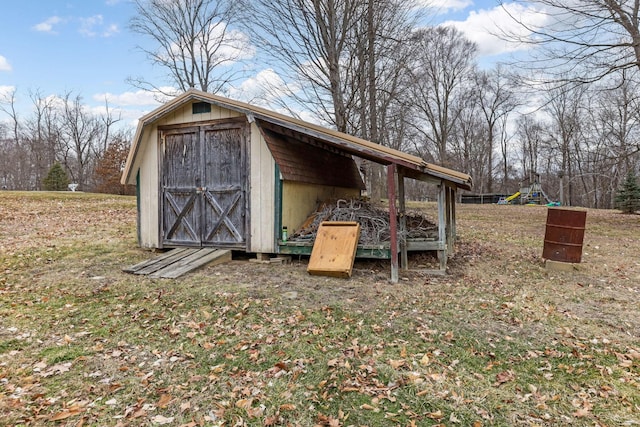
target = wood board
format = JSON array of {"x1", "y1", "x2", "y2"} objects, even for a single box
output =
[
  {"x1": 307, "y1": 221, "x2": 360, "y2": 278},
  {"x1": 123, "y1": 248, "x2": 231, "y2": 279}
]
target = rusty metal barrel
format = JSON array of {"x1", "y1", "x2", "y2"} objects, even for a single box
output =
[{"x1": 542, "y1": 208, "x2": 587, "y2": 263}]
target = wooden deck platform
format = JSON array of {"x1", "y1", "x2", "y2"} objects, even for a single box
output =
[
  {"x1": 278, "y1": 237, "x2": 442, "y2": 259},
  {"x1": 123, "y1": 248, "x2": 231, "y2": 279}
]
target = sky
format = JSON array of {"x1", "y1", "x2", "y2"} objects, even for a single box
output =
[{"x1": 0, "y1": 0, "x2": 542, "y2": 130}]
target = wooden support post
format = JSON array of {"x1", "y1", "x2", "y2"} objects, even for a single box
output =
[
  {"x1": 451, "y1": 187, "x2": 457, "y2": 241},
  {"x1": 437, "y1": 182, "x2": 447, "y2": 271},
  {"x1": 398, "y1": 169, "x2": 408, "y2": 271},
  {"x1": 446, "y1": 185, "x2": 453, "y2": 253},
  {"x1": 387, "y1": 164, "x2": 399, "y2": 283}
]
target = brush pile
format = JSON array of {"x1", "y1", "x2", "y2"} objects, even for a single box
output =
[{"x1": 289, "y1": 199, "x2": 437, "y2": 245}]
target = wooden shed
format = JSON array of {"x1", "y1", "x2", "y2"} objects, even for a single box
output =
[{"x1": 121, "y1": 89, "x2": 472, "y2": 281}]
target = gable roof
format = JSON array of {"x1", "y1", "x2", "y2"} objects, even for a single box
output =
[{"x1": 121, "y1": 89, "x2": 472, "y2": 190}]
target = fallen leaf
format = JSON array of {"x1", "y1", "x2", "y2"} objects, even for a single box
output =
[
  {"x1": 157, "y1": 394, "x2": 172, "y2": 408},
  {"x1": 427, "y1": 409, "x2": 444, "y2": 420},
  {"x1": 41, "y1": 362, "x2": 72, "y2": 377},
  {"x1": 151, "y1": 415, "x2": 175, "y2": 425},
  {"x1": 34, "y1": 360, "x2": 47, "y2": 370},
  {"x1": 573, "y1": 408, "x2": 590, "y2": 418},
  {"x1": 494, "y1": 370, "x2": 515, "y2": 386},
  {"x1": 327, "y1": 358, "x2": 339, "y2": 367},
  {"x1": 619, "y1": 359, "x2": 633, "y2": 368},
  {"x1": 420, "y1": 354, "x2": 430, "y2": 366},
  {"x1": 49, "y1": 410, "x2": 80, "y2": 421},
  {"x1": 279, "y1": 403, "x2": 296, "y2": 411},
  {"x1": 132, "y1": 408, "x2": 147, "y2": 418},
  {"x1": 360, "y1": 403, "x2": 377, "y2": 411},
  {"x1": 628, "y1": 349, "x2": 640, "y2": 360},
  {"x1": 264, "y1": 415, "x2": 280, "y2": 426},
  {"x1": 235, "y1": 398, "x2": 252, "y2": 409},
  {"x1": 388, "y1": 359, "x2": 406, "y2": 369}
]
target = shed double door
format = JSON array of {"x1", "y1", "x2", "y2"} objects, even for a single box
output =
[{"x1": 160, "y1": 120, "x2": 247, "y2": 248}]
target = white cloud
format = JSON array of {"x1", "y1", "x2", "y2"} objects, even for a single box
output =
[
  {"x1": 79, "y1": 14, "x2": 102, "y2": 37},
  {"x1": 93, "y1": 88, "x2": 178, "y2": 107},
  {"x1": 33, "y1": 16, "x2": 63, "y2": 33},
  {"x1": 0, "y1": 55, "x2": 11, "y2": 71},
  {"x1": 167, "y1": 23, "x2": 254, "y2": 67},
  {"x1": 78, "y1": 15, "x2": 119, "y2": 37},
  {"x1": 442, "y1": 2, "x2": 548, "y2": 57},
  {"x1": 0, "y1": 85, "x2": 16, "y2": 100},
  {"x1": 229, "y1": 70, "x2": 326, "y2": 124},
  {"x1": 419, "y1": 0, "x2": 474, "y2": 14},
  {"x1": 103, "y1": 24, "x2": 119, "y2": 37},
  {"x1": 228, "y1": 69, "x2": 292, "y2": 105}
]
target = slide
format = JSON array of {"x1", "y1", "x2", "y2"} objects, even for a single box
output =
[{"x1": 505, "y1": 191, "x2": 520, "y2": 202}]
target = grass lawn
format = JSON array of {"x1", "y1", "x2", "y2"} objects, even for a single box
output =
[{"x1": 1, "y1": 191, "x2": 639, "y2": 426}]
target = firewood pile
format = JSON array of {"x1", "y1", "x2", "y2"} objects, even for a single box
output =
[{"x1": 289, "y1": 199, "x2": 437, "y2": 245}]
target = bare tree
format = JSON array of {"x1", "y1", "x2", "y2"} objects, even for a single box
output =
[
  {"x1": 0, "y1": 122, "x2": 11, "y2": 189},
  {"x1": 450, "y1": 86, "x2": 490, "y2": 192},
  {"x1": 23, "y1": 90, "x2": 61, "y2": 190},
  {"x1": 543, "y1": 83, "x2": 587, "y2": 205},
  {"x1": 578, "y1": 71, "x2": 640, "y2": 207},
  {"x1": 406, "y1": 26, "x2": 477, "y2": 165},
  {"x1": 97, "y1": 97, "x2": 122, "y2": 156},
  {"x1": 0, "y1": 88, "x2": 19, "y2": 144},
  {"x1": 242, "y1": 0, "x2": 361, "y2": 132},
  {"x1": 348, "y1": 0, "x2": 417, "y2": 198},
  {"x1": 0, "y1": 88, "x2": 31, "y2": 189},
  {"x1": 475, "y1": 66, "x2": 519, "y2": 192},
  {"x1": 129, "y1": 0, "x2": 247, "y2": 94},
  {"x1": 59, "y1": 93, "x2": 104, "y2": 190},
  {"x1": 499, "y1": 0, "x2": 640, "y2": 85},
  {"x1": 516, "y1": 114, "x2": 547, "y2": 183},
  {"x1": 242, "y1": 0, "x2": 416, "y2": 198}
]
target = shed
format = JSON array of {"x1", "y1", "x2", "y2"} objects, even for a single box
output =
[{"x1": 121, "y1": 89, "x2": 472, "y2": 281}]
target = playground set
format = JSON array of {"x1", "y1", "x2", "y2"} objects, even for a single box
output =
[{"x1": 497, "y1": 175, "x2": 559, "y2": 206}]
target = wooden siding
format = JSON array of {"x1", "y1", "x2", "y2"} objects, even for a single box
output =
[
  {"x1": 157, "y1": 101, "x2": 242, "y2": 126},
  {"x1": 282, "y1": 181, "x2": 359, "y2": 234},
  {"x1": 249, "y1": 121, "x2": 276, "y2": 253},
  {"x1": 139, "y1": 128, "x2": 160, "y2": 248}
]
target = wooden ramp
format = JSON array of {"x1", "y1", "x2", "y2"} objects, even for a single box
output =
[{"x1": 123, "y1": 248, "x2": 231, "y2": 279}]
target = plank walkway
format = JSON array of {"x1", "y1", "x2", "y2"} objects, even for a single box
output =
[{"x1": 123, "y1": 248, "x2": 231, "y2": 279}]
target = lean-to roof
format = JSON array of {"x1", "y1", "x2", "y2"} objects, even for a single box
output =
[{"x1": 121, "y1": 89, "x2": 472, "y2": 190}]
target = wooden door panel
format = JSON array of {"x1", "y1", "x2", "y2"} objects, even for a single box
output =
[
  {"x1": 162, "y1": 131, "x2": 202, "y2": 246},
  {"x1": 201, "y1": 126, "x2": 246, "y2": 246},
  {"x1": 163, "y1": 190, "x2": 199, "y2": 244},
  {"x1": 202, "y1": 190, "x2": 243, "y2": 243},
  {"x1": 161, "y1": 122, "x2": 246, "y2": 248}
]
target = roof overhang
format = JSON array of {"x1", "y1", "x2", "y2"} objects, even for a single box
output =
[{"x1": 121, "y1": 89, "x2": 472, "y2": 191}]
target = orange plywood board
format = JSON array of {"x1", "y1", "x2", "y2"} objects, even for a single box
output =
[{"x1": 307, "y1": 221, "x2": 361, "y2": 278}]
